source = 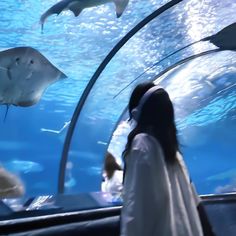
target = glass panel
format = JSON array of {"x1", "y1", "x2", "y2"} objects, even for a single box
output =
[
  {"x1": 109, "y1": 50, "x2": 236, "y2": 195},
  {"x1": 65, "y1": 0, "x2": 236, "y2": 195},
  {"x1": 0, "y1": 0, "x2": 235, "y2": 200},
  {"x1": 0, "y1": 0, "x2": 169, "y2": 198},
  {"x1": 156, "y1": 51, "x2": 236, "y2": 194}
]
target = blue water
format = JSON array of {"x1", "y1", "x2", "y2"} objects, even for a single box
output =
[{"x1": 0, "y1": 0, "x2": 235, "y2": 198}]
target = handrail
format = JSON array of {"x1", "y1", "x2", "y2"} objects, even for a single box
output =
[{"x1": 58, "y1": 0, "x2": 184, "y2": 193}]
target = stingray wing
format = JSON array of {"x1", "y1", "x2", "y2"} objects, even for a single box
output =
[
  {"x1": 209, "y1": 22, "x2": 236, "y2": 50},
  {"x1": 0, "y1": 47, "x2": 67, "y2": 107},
  {"x1": 15, "y1": 47, "x2": 67, "y2": 107}
]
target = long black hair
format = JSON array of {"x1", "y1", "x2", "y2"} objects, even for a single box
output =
[
  {"x1": 123, "y1": 82, "x2": 179, "y2": 164},
  {"x1": 128, "y1": 82, "x2": 155, "y2": 121}
]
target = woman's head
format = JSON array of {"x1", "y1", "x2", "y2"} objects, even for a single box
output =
[
  {"x1": 136, "y1": 87, "x2": 175, "y2": 129},
  {"x1": 128, "y1": 81, "x2": 155, "y2": 120},
  {"x1": 124, "y1": 82, "x2": 179, "y2": 164},
  {"x1": 104, "y1": 152, "x2": 122, "y2": 179}
]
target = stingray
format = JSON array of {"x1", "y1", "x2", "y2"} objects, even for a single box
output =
[
  {"x1": 0, "y1": 46, "x2": 67, "y2": 119},
  {"x1": 115, "y1": 22, "x2": 236, "y2": 97},
  {"x1": 152, "y1": 22, "x2": 236, "y2": 69},
  {"x1": 40, "y1": 0, "x2": 129, "y2": 30}
]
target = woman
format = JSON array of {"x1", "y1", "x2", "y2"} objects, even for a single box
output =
[
  {"x1": 120, "y1": 82, "x2": 204, "y2": 236},
  {"x1": 101, "y1": 152, "x2": 123, "y2": 194}
]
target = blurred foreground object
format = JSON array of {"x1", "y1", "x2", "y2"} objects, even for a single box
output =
[{"x1": 0, "y1": 166, "x2": 25, "y2": 198}]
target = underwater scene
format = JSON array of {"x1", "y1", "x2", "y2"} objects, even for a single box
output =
[{"x1": 0, "y1": 0, "x2": 235, "y2": 198}]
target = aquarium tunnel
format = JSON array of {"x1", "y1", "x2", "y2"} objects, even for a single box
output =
[{"x1": 0, "y1": 0, "x2": 236, "y2": 235}]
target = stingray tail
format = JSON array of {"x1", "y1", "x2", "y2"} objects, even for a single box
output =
[
  {"x1": 40, "y1": 0, "x2": 70, "y2": 31},
  {"x1": 3, "y1": 105, "x2": 10, "y2": 122},
  {"x1": 114, "y1": 36, "x2": 212, "y2": 98}
]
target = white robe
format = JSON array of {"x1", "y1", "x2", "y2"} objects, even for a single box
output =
[
  {"x1": 120, "y1": 133, "x2": 203, "y2": 236},
  {"x1": 101, "y1": 170, "x2": 123, "y2": 194}
]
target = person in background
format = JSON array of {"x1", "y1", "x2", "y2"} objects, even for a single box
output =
[
  {"x1": 101, "y1": 152, "x2": 123, "y2": 194},
  {"x1": 120, "y1": 82, "x2": 204, "y2": 236}
]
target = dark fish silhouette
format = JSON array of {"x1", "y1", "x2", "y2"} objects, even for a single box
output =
[
  {"x1": 40, "y1": 0, "x2": 129, "y2": 30},
  {"x1": 208, "y1": 22, "x2": 236, "y2": 50}
]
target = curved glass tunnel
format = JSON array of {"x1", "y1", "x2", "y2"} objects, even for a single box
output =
[
  {"x1": 0, "y1": 0, "x2": 235, "y2": 201},
  {"x1": 61, "y1": 0, "x2": 236, "y2": 196},
  {"x1": 0, "y1": 0, "x2": 168, "y2": 197}
]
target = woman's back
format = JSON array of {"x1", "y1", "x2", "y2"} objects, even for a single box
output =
[
  {"x1": 121, "y1": 133, "x2": 203, "y2": 236},
  {"x1": 166, "y1": 151, "x2": 203, "y2": 236}
]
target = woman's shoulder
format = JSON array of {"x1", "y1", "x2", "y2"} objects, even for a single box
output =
[
  {"x1": 132, "y1": 133, "x2": 161, "y2": 152},
  {"x1": 133, "y1": 132, "x2": 159, "y2": 143}
]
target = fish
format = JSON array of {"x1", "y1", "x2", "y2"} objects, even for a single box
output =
[
  {"x1": 215, "y1": 180, "x2": 236, "y2": 194},
  {"x1": 3, "y1": 160, "x2": 43, "y2": 174},
  {"x1": 40, "y1": 0, "x2": 129, "y2": 30},
  {"x1": 41, "y1": 121, "x2": 71, "y2": 134},
  {"x1": 0, "y1": 46, "x2": 67, "y2": 110},
  {"x1": 207, "y1": 168, "x2": 236, "y2": 181}
]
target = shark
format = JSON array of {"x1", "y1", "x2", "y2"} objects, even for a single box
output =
[
  {"x1": 0, "y1": 46, "x2": 67, "y2": 118},
  {"x1": 40, "y1": 0, "x2": 129, "y2": 30}
]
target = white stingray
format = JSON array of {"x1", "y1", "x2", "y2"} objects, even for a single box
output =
[
  {"x1": 0, "y1": 46, "x2": 67, "y2": 107},
  {"x1": 40, "y1": 0, "x2": 129, "y2": 29}
]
